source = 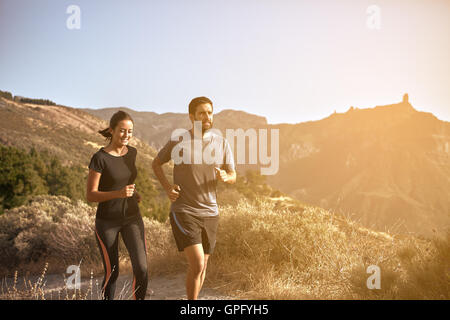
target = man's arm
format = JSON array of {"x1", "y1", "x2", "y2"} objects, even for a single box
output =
[
  {"x1": 152, "y1": 156, "x2": 180, "y2": 202},
  {"x1": 218, "y1": 139, "x2": 236, "y2": 184}
]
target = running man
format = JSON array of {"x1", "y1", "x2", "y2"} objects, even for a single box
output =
[{"x1": 152, "y1": 96, "x2": 236, "y2": 300}]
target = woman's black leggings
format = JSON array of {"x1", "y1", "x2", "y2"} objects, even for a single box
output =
[{"x1": 95, "y1": 216, "x2": 148, "y2": 300}]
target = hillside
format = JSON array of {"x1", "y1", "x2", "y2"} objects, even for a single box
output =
[
  {"x1": 0, "y1": 97, "x2": 157, "y2": 168},
  {"x1": 269, "y1": 95, "x2": 450, "y2": 236}
]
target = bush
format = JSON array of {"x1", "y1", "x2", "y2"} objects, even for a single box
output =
[
  {"x1": 0, "y1": 146, "x2": 88, "y2": 211},
  {"x1": 15, "y1": 97, "x2": 56, "y2": 106},
  {"x1": 0, "y1": 146, "x2": 48, "y2": 210},
  {"x1": 0, "y1": 90, "x2": 13, "y2": 100},
  {"x1": 0, "y1": 195, "x2": 182, "y2": 277},
  {"x1": 0, "y1": 195, "x2": 97, "y2": 275}
]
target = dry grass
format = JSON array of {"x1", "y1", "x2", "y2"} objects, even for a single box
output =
[
  {"x1": 0, "y1": 263, "x2": 141, "y2": 300},
  {"x1": 207, "y1": 198, "x2": 449, "y2": 299},
  {"x1": 1, "y1": 195, "x2": 448, "y2": 300}
]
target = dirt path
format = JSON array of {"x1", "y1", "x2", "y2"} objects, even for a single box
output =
[
  {"x1": 2, "y1": 272, "x2": 236, "y2": 300},
  {"x1": 145, "y1": 273, "x2": 235, "y2": 300}
]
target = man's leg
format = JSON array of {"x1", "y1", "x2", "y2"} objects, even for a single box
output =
[
  {"x1": 184, "y1": 244, "x2": 206, "y2": 300},
  {"x1": 198, "y1": 215, "x2": 217, "y2": 292},
  {"x1": 200, "y1": 254, "x2": 210, "y2": 290}
]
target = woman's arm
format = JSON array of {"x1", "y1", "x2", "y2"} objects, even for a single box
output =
[{"x1": 86, "y1": 169, "x2": 135, "y2": 202}]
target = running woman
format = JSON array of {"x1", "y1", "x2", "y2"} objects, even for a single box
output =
[
  {"x1": 86, "y1": 111, "x2": 148, "y2": 300},
  {"x1": 152, "y1": 97, "x2": 236, "y2": 300}
]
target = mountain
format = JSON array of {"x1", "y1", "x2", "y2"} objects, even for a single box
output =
[{"x1": 269, "y1": 95, "x2": 450, "y2": 235}]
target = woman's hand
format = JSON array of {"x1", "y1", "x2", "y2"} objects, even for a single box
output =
[{"x1": 119, "y1": 184, "x2": 136, "y2": 198}]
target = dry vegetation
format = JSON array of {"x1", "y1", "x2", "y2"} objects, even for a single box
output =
[
  {"x1": 0, "y1": 195, "x2": 448, "y2": 299},
  {"x1": 209, "y1": 198, "x2": 449, "y2": 299}
]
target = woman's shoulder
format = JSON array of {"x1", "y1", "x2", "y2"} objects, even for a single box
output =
[
  {"x1": 127, "y1": 145, "x2": 137, "y2": 154},
  {"x1": 89, "y1": 148, "x2": 108, "y2": 165},
  {"x1": 88, "y1": 148, "x2": 107, "y2": 172},
  {"x1": 91, "y1": 147, "x2": 105, "y2": 158}
]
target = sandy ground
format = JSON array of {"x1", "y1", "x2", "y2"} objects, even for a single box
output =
[{"x1": 1, "y1": 272, "x2": 236, "y2": 300}]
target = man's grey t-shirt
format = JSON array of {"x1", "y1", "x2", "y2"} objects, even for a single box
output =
[{"x1": 157, "y1": 129, "x2": 235, "y2": 217}]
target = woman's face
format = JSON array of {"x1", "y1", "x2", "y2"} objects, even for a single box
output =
[{"x1": 109, "y1": 120, "x2": 133, "y2": 147}]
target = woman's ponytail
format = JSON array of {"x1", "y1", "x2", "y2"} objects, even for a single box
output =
[{"x1": 98, "y1": 127, "x2": 112, "y2": 139}]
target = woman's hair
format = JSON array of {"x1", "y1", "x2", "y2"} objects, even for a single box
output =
[{"x1": 98, "y1": 110, "x2": 134, "y2": 140}]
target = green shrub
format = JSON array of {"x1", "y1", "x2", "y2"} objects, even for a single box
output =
[
  {"x1": 0, "y1": 146, "x2": 88, "y2": 211},
  {"x1": 0, "y1": 90, "x2": 13, "y2": 100},
  {"x1": 0, "y1": 146, "x2": 48, "y2": 210}
]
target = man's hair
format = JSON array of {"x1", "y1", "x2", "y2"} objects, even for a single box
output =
[{"x1": 188, "y1": 96, "x2": 213, "y2": 115}]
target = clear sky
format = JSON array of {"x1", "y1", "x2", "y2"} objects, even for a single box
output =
[{"x1": 0, "y1": 0, "x2": 449, "y2": 124}]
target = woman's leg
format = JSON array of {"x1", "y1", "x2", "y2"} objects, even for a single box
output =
[
  {"x1": 121, "y1": 217, "x2": 148, "y2": 300},
  {"x1": 95, "y1": 219, "x2": 121, "y2": 300}
]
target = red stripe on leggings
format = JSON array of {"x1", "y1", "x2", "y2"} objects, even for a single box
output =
[
  {"x1": 95, "y1": 229, "x2": 112, "y2": 292},
  {"x1": 132, "y1": 276, "x2": 136, "y2": 300}
]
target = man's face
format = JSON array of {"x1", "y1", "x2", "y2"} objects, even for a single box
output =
[{"x1": 189, "y1": 103, "x2": 213, "y2": 132}]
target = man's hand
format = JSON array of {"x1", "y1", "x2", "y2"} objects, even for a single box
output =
[
  {"x1": 215, "y1": 167, "x2": 230, "y2": 183},
  {"x1": 135, "y1": 191, "x2": 142, "y2": 203},
  {"x1": 166, "y1": 184, "x2": 181, "y2": 202}
]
